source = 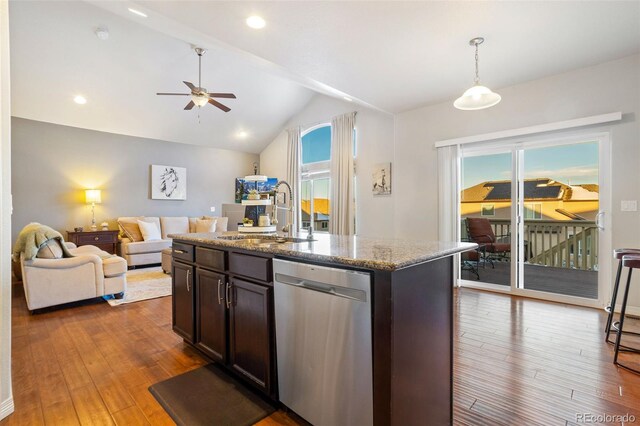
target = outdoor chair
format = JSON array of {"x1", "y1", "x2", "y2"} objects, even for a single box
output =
[{"x1": 465, "y1": 218, "x2": 511, "y2": 265}]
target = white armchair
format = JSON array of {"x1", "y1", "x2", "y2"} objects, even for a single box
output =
[{"x1": 20, "y1": 243, "x2": 128, "y2": 311}]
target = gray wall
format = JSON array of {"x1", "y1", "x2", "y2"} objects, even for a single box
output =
[{"x1": 11, "y1": 117, "x2": 258, "y2": 241}]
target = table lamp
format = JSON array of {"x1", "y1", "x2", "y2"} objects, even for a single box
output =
[{"x1": 85, "y1": 189, "x2": 102, "y2": 230}]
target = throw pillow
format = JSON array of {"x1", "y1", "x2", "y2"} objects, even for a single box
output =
[
  {"x1": 36, "y1": 239, "x2": 64, "y2": 259},
  {"x1": 202, "y1": 216, "x2": 229, "y2": 232},
  {"x1": 195, "y1": 218, "x2": 217, "y2": 233},
  {"x1": 137, "y1": 220, "x2": 162, "y2": 241},
  {"x1": 118, "y1": 217, "x2": 144, "y2": 242}
]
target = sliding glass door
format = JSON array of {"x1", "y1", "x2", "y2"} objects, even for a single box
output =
[{"x1": 459, "y1": 134, "x2": 610, "y2": 307}]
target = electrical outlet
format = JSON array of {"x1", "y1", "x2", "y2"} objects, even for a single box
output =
[
  {"x1": 621, "y1": 200, "x2": 638, "y2": 212},
  {"x1": 210, "y1": 206, "x2": 216, "y2": 213}
]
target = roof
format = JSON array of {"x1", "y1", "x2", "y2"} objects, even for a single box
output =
[
  {"x1": 301, "y1": 198, "x2": 330, "y2": 221},
  {"x1": 462, "y1": 179, "x2": 598, "y2": 202}
]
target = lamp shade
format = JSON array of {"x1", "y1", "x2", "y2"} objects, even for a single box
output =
[
  {"x1": 85, "y1": 189, "x2": 102, "y2": 204},
  {"x1": 192, "y1": 93, "x2": 209, "y2": 107},
  {"x1": 454, "y1": 84, "x2": 501, "y2": 110}
]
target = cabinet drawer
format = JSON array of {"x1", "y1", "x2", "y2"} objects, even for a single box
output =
[
  {"x1": 229, "y1": 253, "x2": 272, "y2": 282},
  {"x1": 77, "y1": 233, "x2": 117, "y2": 244},
  {"x1": 173, "y1": 242, "x2": 195, "y2": 263},
  {"x1": 196, "y1": 247, "x2": 226, "y2": 271}
]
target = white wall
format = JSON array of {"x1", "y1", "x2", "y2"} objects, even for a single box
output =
[
  {"x1": 0, "y1": 0, "x2": 13, "y2": 419},
  {"x1": 394, "y1": 54, "x2": 640, "y2": 310},
  {"x1": 260, "y1": 95, "x2": 396, "y2": 238}
]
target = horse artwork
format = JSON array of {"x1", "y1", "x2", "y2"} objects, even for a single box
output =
[
  {"x1": 372, "y1": 162, "x2": 391, "y2": 196},
  {"x1": 151, "y1": 165, "x2": 187, "y2": 200}
]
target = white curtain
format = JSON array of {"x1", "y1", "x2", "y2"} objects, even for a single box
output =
[
  {"x1": 329, "y1": 112, "x2": 356, "y2": 235},
  {"x1": 286, "y1": 126, "x2": 301, "y2": 231},
  {"x1": 437, "y1": 144, "x2": 461, "y2": 284}
]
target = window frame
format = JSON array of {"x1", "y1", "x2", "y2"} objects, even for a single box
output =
[{"x1": 300, "y1": 123, "x2": 332, "y2": 233}]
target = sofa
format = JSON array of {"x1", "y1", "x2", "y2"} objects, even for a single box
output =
[
  {"x1": 21, "y1": 242, "x2": 127, "y2": 311},
  {"x1": 117, "y1": 216, "x2": 228, "y2": 268}
]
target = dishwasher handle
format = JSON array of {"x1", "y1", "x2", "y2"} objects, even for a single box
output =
[{"x1": 275, "y1": 273, "x2": 367, "y2": 302}]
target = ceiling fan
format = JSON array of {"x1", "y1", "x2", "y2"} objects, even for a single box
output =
[{"x1": 157, "y1": 47, "x2": 236, "y2": 112}]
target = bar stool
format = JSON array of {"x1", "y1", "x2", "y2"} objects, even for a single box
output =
[
  {"x1": 605, "y1": 248, "x2": 640, "y2": 344},
  {"x1": 613, "y1": 254, "x2": 640, "y2": 374}
]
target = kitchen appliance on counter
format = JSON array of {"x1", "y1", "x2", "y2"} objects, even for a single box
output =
[{"x1": 273, "y1": 259, "x2": 373, "y2": 426}]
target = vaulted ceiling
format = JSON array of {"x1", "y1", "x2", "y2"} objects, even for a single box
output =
[{"x1": 9, "y1": 1, "x2": 640, "y2": 152}]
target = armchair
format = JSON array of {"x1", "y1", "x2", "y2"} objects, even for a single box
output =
[{"x1": 21, "y1": 243, "x2": 127, "y2": 311}]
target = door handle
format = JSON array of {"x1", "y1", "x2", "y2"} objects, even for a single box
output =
[
  {"x1": 217, "y1": 279, "x2": 223, "y2": 305},
  {"x1": 186, "y1": 270, "x2": 191, "y2": 292},
  {"x1": 596, "y1": 211, "x2": 605, "y2": 231},
  {"x1": 225, "y1": 282, "x2": 232, "y2": 309}
]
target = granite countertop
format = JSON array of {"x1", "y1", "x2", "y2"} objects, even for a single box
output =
[{"x1": 168, "y1": 232, "x2": 476, "y2": 271}]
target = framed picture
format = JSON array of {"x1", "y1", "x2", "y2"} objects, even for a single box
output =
[
  {"x1": 151, "y1": 165, "x2": 187, "y2": 200},
  {"x1": 235, "y1": 177, "x2": 278, "y2": 203},
  {"x1": 372, "y1": 163, "x2": 391, "y2": 196}
]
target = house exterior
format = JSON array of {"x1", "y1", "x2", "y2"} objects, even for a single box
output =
[
  {"x1": 301, "y1": 198, "x2": 330, "y2": 230},
  {"x1": 461, "y1": 178, "x2": 599, "y2": 221}
]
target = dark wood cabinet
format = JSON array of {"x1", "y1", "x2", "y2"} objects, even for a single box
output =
[
  {"x1": 67, "y1": 229, "x2": 119, "y2": 254},
  {"x1": 195, "y1": 269, "x2": 227, "y2": 363},
  {"x1": 228, "y1": 278, "x2": 273, "y2": 393},
  {"x1": 172, "y1": 260, "x2": 195, "y2": 343},
  {"x1": 172, "y1": 243, "x2": 275, "y2": 398}
]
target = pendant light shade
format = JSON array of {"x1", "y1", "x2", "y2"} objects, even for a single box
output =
[{"x1": 454, "y1": 37, "x2": 501, "y2": 111}]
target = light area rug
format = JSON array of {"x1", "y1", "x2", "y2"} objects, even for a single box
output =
[{"x1": 106, "y1": 266, "x2": 171, "y2": 306}]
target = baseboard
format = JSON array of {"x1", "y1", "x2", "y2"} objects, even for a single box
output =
[
  {"x1": 625, "y1": 305, "x2": 640, "y2": 318},
  {"x1": 0, "y1": 396, "x2": 14, "y2": 420},
  {"x1": 609, "y1": 304, "x2": 640, "y2": 318}
]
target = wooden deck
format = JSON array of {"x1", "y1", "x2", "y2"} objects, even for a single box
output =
[
  {"x1": 462, "y1": 261, "x2": 598, "y2": 299},
  {"x1": 4, "y1": 282, "x2": 640, "y2": 425}
]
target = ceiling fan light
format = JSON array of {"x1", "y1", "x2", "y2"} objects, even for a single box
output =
[
  {"x1": 454, "y1": 85, "x2": 501, "y2": 110},
  {"x1": 192, "y1": 94, "x2": 209, "y2": 107}
]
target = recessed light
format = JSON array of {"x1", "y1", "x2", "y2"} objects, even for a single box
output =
[
  {"x1": 74, "y1": 95, "x2": 87, "y2": 105},
  {"x1": 246, "y1": 15, "x2": 266, "y2": 29},
  {"x1": 237, "y1": 131, "x2": 248, "y2": 139},
  {"x1": 128, "y1": 8, "x2": 148, "y2": 18},
  {"x1": 343, "y1": 96, "x2": 353, "y2": 102}
]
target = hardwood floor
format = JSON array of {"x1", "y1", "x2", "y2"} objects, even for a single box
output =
[{"x1": 3, "y1": 283, "x2": 640, "y2": 425}]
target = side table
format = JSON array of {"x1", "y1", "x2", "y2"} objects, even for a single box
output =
[{"x1": 67, "y1": 229, "x2": 119, "y2": 255}]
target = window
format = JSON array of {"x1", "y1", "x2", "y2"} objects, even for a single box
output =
[
  {"x1": 524, "y1": 203, "x2": 542, "y2": 220},
  {"x1": 481, "y1": 204, "x2": 495, "y2": 216},
  {"x1": 301, "y1": 125, "x2": 331, "y2": 232}
]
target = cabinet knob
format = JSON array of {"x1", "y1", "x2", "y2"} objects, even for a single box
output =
[{"x1": 94, "y1": 237, "x2": 99, "y2": 241}]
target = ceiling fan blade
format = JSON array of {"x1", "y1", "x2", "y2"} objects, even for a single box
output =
[
  {"x1": 184, "y1": 101, "x2": 195, "y2": 110},
  {"x1": 208, "y1": 98, "x2": 231, "y2": 112},
  {"x1": 183, "y1": 81, "x2": 196, "y2": 90},
  {"x1": 207, "y1": 93, "x2": 236, "y2": 99},
  {"x1": 157, "y1": 93, "x2": 190, "y2": 96}
]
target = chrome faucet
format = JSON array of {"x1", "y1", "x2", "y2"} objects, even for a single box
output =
[{"x1": 274, "y1": 180, "x2": 294, "y2": 236}]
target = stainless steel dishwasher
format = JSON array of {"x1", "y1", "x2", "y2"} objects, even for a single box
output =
[{"x1": 273, "y1": 259, "x2": 373, "y2": 426}]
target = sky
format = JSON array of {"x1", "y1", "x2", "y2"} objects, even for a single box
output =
[
  {"x1": 462, "y1": 142, "x2": 599, "y2": 189},
  {"x1": 301, "y1": 126, "x2": 331, "y2": 164}
]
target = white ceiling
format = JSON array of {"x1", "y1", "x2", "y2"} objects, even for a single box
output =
[
  {"x1": 135, "y1": 0, "x2": 640, "y2": 113},
  {"x1": 9, "y1": 1, "x2": 640, "y2": 151},
  {"x1": 9, "y1": 1, "x2": 315, "y2": 153}
]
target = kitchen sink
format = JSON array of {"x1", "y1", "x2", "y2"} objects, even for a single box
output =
[{"x1": 217, "y1": 235, "x2": 314, "y2": 244}]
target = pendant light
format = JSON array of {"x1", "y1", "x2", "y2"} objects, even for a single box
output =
[{"x1": 454, "y1": 37, "x2": 501, "y2": 110}]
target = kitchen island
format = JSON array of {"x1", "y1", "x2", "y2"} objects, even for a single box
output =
[{"x1": 169, "y1": 232, "x2": 474, "y2": 426}]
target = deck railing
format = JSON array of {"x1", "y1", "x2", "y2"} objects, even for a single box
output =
[{"x1": 462, "y1": 218, "x2": 598, "y2": 271}]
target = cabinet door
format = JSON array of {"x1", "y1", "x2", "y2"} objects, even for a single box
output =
[
  {"x1": 228, "y1": 278, "x2": 273, "y2": 394},
  {"x1": 196, "y1": 269, "x2": 227, "y2": 363},
  {"x1": 172, "y1": 261, "x2": 195, "y2": 343}
]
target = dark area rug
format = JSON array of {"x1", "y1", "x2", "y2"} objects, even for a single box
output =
[{"x1": 148, "y1": 363, "x2": 276, "y2": 426}]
